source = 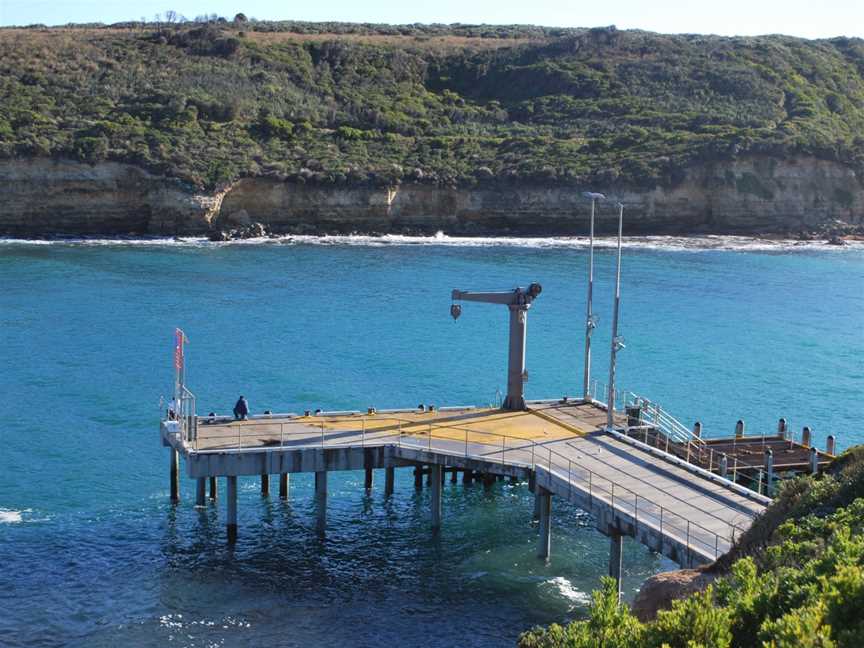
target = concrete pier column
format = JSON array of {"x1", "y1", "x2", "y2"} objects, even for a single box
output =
[
  {"x1": 227, "y1": 476, "x2": 238, "y2": 544},
  {"x1": 384, "y1": 467, "x2": 395, "y2": 497},
  {"x1": 809, "y1": 447, "x2": 819, "y2": 475},
  {"x1": 778, "y1": 418, "x2": 788, "y2": 438},
  {"x1": 209, "y1": 477, "x2": 218, "y2": 501},
  {"x1": 735, "y1": 420, "x2": 745, "y2": 438},
  {"x1": 528, "y1": 473, "x2": 536, "y2": 493},
  {"x1": 802, "y1": 426, "x2": 812, "y2": 448},
  {"x1": 450, "y1": 468, "x2": 458, "y2": 484},
  {"x1": 537, "y1": 487, "x2": 552, "y2": 560},
  {"x1": 414, "y1": 465, "x2": 424, "y2": 490},
  {"x1": 169, "y1": 449, "x2": 180, "y2": 504},
  {"x1": 196, "y1": 478, "x2": 206, "y2": 507},
  {"x1": 315, "y1": 471, "x2": 327, "y2": 534},
  {"x1": 365, "y1": 467, "x2": 374, "y2": 490},
  {"x1": 608, "y1": 531, "x2": 624, "y2": 602},
  {"x1": 260, "y1": 474, "x2": 270, "y2": 496},
  {"x1": 719, "y1": 453, "x2": 728, "y2": 479},
  {"x1": 430, "y1": 464, "x2": 443, "y2": 530},
  {"x1": 279, "y1": 473, "x2": 289, "y2": 499},
  {"x1": 827, "y1": 435, "x2": 836, "y2": 456},
  {"x1": 533, "y1": 489, "x2": 542, "y2": 520}
]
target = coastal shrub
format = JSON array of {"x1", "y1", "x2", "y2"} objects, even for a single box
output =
[
  {"x1": 518, "y1": 448, "x2": 864, "y2": 648},
  {"x1": 0, "y1": 23, "x2": 863, "y2": 189}
]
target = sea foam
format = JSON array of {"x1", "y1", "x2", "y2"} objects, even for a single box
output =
[{"x1": 0, "y1": 232, "x2": 861, "y2": 253}]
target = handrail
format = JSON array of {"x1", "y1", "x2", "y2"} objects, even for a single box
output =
[
  {"x1": 190, "y1": 412, "x2": 749, "y2": 559},
  {"x1": 547, "y1": 448, "x2": 745, "y2": 558}
]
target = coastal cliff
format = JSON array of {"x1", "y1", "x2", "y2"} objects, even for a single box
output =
[
  {"x1": 3, "y1": 23, "x2": 864, "y2": 237},
  {"x1": 1, "y1": 155, "x2": 860, "y2": 237}
]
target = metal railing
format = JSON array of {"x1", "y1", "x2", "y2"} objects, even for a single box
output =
[
  {"x1": 587, "y1": 384, "x2": 769, "y2": 495},
  {"x1": 191, "y1": 410, "x2": 748, "y2": 560},
  {"x1": 536, "y1": 443, "x2": 740, "y2": 560},
  {"x1": 178, "y1": 386, "x2": 197, "y2": 443}
]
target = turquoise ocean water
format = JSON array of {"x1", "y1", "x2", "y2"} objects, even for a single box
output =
[{"x1": 1, "y1": 235, "x2": 862, "y2": 647}]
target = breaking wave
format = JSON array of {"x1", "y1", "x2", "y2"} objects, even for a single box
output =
[{"x1": 1, "y1": 232, "x2": 862, "y2": 253}]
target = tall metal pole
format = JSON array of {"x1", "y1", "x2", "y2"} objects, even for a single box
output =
[
  {"x1": 607, "y1": 203, "x2": 624, "y2": 430},
  {"x1": 582, "y1": 198, "x2": 596, "y2": 399}
]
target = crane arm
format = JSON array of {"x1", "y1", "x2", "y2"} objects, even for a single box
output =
[
  {"x1": 451, "y1": 289, "x2": 521, "y2": 305},
  {"x1": 451, "y1": 283, "x2": 541, "y2": 306}
]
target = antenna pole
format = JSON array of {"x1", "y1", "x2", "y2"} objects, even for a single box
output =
[
  {"x1": 582, "y1": 198, "x2": 596, "y2": 399},
  {"x1": 607, "y1": 203, "x2": 624, "y2": 430}
]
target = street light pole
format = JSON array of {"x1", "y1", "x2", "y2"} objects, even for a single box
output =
[
  {"x1": 581, "y1": 192, "x2": 604, "y2": 400},
  {"x1": 607, "y1": 202, "x2": 625, "y2": 430}
]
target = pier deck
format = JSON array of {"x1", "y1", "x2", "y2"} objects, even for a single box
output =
[{"x1": 163, "y1": 399, "x2": 768, "y2": 567}]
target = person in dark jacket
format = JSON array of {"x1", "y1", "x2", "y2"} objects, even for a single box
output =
[{"x1": 233, "y1": 395, "x2": 249, "y2": 421}]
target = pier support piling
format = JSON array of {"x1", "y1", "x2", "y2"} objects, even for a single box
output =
[
  {"x1": 169, "y1": 449, "x2": 179, "y2": 504},
  {"x1": 260, "y1": 474, "x2": 270, "y2": 497},
  {"x1": 315, "y1": 471, "x2": 327, "y2": 534},
  {"x1": 430, "y1": 464, "x2": 442, "y2": 530},
  {"x1": 608, "y1": 531, "x2": 624, "y2": 602},
  {"x1": 450, "y1": 468, "x2": 458, "y2": 484},
  {"x1": 719, "y1": 453, "x2": 728, "y2": 479},
  {"x1": 827, "y1": 435, "x2": 836, "y2": 456},
  {"x1": 384, "y1": 467, "x2": 395, "y2": 497},
  {"x1": 810, "y1": 447, "x2": 819, "y2": 475},
  {"x1": 279, "y1": 473, "x2": 289, "y2": 499},
  {"x1": 414, "y1": 465, "x2": 424, "y2": 490},
  {"x1": 537, "y1": 487, "x2": 552, "y2": 560},
  {"x1": 802, "y1": 426, "x2": 812, "y2": 448},
  {"x1": 196, "y1": 478, "x2": 206, "y2": 507},
  {"x1": 209, "y1": 477, "x2": 217, "y2": 501},
  {"x1": 463, "y1": 469, "x2": 474, "y2": 486},
  {"x1": 735, "y1": 420, "x2": 745, "y2": 438},
  {"x1": 227, "y1": 476, "x2": 238, "y2": 544},
  {"x1": 365, "y1": 467, "x2": 374, "y2": 490}
]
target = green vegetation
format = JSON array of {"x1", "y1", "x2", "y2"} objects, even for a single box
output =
[
  {"x1": 1, "y1": 21, "x2": 864, "y2": 189},
  {"x1": 518, "y1": 446, "x2": 864, "y2": 647}
]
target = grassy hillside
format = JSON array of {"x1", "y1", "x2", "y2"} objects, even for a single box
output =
[
  {"x1": 2, "y1": 21, "x2": 864, "y2": 190},
  {"x1": 518, "y1": 447, "x2": 864, "y2": 647}
]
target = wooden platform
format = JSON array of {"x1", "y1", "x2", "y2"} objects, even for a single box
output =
[{"x1": 165, "y1": 399, "x2": 768, "y2": 565}]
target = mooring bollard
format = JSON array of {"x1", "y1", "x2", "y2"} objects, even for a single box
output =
[
  {"x1": 778, "y1": 418, "x2": 787, "y2": 439},
  {"x1": 827, "y1": 435, "x2": 836, "y2": 456},
  {"x1": 764, "y1": 449, "x2": 774, "y2": 496},
  {"x1": 802, "y1": 426, "x2": 812, "y2": 448},
  {"x1": 809, "y1": 446, "x2": 819, "y2": 475},
  {"x1": 735, "y1": 420, "x2": 745, "y2": 438},
  {"x1": 719, "y1": 453, "x2": 728, "y2": 479},
  {"x1": 693, "y1": 421, "x2": 702, "y2": 438}
]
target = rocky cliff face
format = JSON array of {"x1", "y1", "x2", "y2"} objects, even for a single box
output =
[
  {"x1": 0, "y1": 159, "x2": 221, "y2": 236},
  {"x1": 1, "y1": 156, "x2": 861, "y2": 237}
]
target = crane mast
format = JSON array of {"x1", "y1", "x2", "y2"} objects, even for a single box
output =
[{"x1": 450, "y1": 283, "x2": 542, "y2": 411}]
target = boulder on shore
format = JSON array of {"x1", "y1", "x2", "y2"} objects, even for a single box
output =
[{"x1": 631, "y1": 568, "x2": 717, "y2": 622}]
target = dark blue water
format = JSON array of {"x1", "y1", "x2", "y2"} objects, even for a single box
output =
[{"x1": 1, "y1": 237, "x2": 862, "y2": 647}]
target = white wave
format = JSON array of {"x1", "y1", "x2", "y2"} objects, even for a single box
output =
[
  {"x1": 0, "y1": 508, "x2": 28, "y2": 523},
  {"x1": 546, "y1": 576, "x2": 592, "y2": 605},
  {"x1": 1, "y1": 232, "x2": 862, "y2": 253}
]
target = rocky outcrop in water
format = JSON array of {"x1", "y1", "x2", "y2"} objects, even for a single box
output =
[{"x1": 1, "y1": 156, "x2": 862, "y2": 238}]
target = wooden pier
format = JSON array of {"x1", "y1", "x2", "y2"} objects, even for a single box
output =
[{"x1": 162, "y1": 398, "x2": 775, "y2": 596}]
